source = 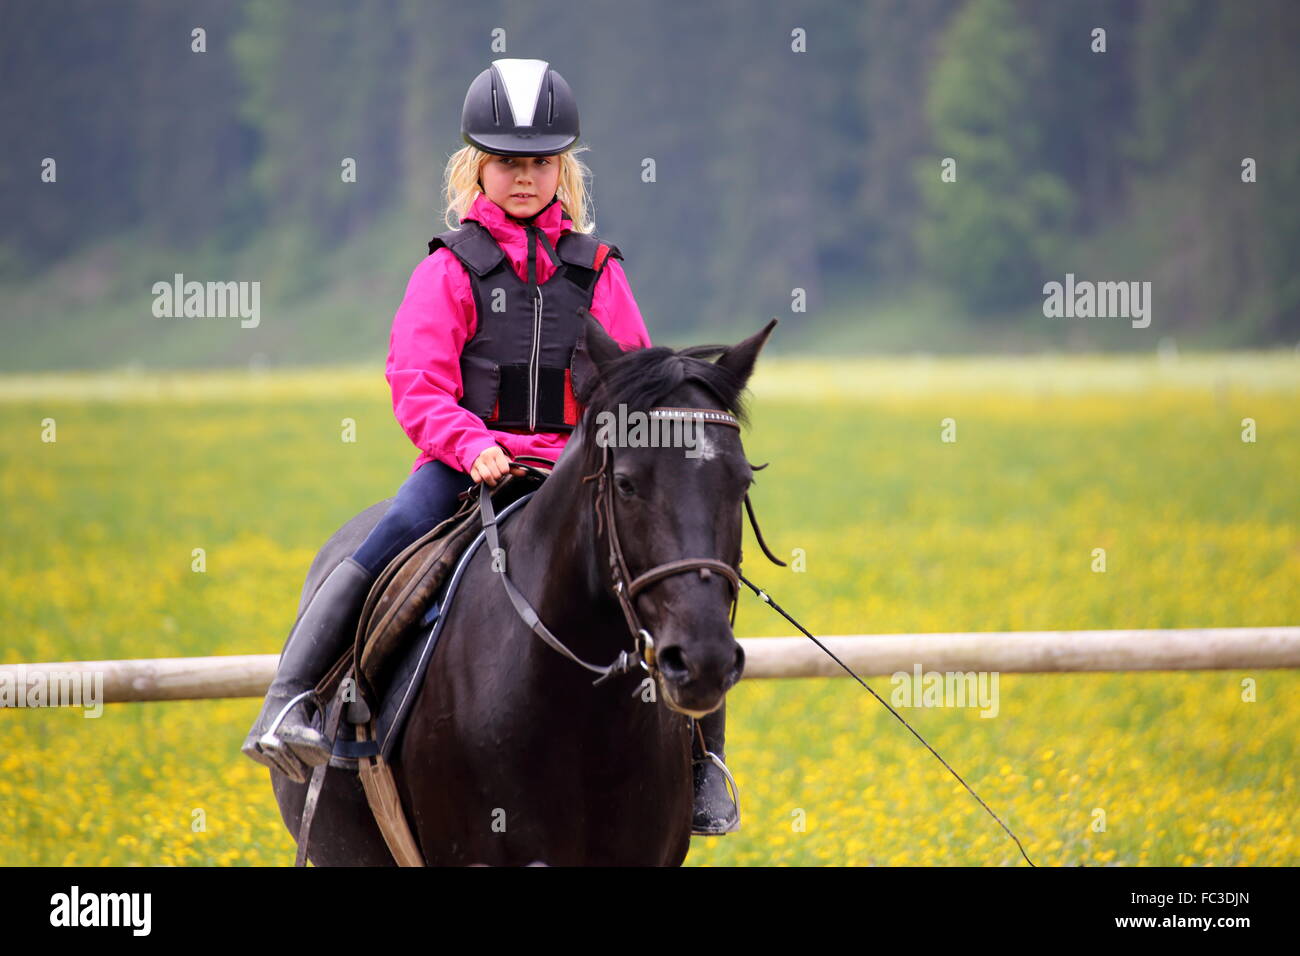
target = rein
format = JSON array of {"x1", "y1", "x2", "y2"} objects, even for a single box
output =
[{"x1": 479, "y1": 406, "x2": 1037, "y2": 866}]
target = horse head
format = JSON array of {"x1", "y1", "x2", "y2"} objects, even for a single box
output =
[{"x1": 573, "y1": 310, "x2": 778, "y2": 717}]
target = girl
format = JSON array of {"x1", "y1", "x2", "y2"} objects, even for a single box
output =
[{"x1": 243, "y1": 58, "x2": 739, "y2": 835}]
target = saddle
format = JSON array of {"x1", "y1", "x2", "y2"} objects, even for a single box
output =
[{"x1": 315, "y1": 463, "x2": 548, "y2": 720}]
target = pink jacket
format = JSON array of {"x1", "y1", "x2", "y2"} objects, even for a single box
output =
[{"x1": 386, "y1": 193, "x2": 652, "y2": 475}]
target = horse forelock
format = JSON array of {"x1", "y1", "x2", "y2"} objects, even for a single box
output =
[{"x1": 577, "y1": 346, "x2": 749, "y2": 470}]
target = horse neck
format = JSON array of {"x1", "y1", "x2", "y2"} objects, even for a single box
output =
[{"x1": 494, "y1": 443, "x2": 683, "y2": 775}]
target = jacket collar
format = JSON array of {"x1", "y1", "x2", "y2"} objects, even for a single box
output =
[{"x1": 464, "y1": 192, "x2": 571, "y2": 251}]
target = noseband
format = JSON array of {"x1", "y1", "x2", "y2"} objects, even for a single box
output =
[{"x1": 478, "y1": 406, "x2": 785, "y2": 686}]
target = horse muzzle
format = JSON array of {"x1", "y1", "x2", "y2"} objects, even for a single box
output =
[{"x1": 649, "y1": 631, "x2": 745, "y2": 715}]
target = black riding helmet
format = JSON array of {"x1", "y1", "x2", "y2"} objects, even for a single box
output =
[{"x1": 461, "y1": 58, "x2": 579, "y2": 157}]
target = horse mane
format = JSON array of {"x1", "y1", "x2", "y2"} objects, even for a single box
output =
[
  {"x1": 581, "y1": 344, "x2": 749, "y2": 429},
  {"x1": 576, "y1": 343, "x2": 751, "y2": 472}
]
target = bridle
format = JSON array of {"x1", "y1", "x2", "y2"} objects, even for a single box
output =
[{"x1": 478, "y1": 405, "x2": 786, "y2": 687}]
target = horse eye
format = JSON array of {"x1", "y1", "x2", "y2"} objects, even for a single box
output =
[{"x1": 614, "y1": 475, "x2": 637, "y2": 498}]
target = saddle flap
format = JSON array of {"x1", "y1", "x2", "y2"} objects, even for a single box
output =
[
  {"x1": 314, "y1": 468, "x2": 544, "y2": 778},
  {"x1": 356, "y1": 513, "x2": 479, "y2": 686},
  {"x1": 315, "y1": 470, "x2": 544, "y2": 704}
]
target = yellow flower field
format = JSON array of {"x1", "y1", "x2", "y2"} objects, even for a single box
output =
[{"x1": 1, "y1": 354, "x2": 1296, "y2": 865}]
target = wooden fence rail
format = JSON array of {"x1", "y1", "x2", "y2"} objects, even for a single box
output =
[{"x1": 1, "y1": 627, "x2": 1296, "y2": 706}]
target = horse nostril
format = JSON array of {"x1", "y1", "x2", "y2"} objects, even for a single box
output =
[
  {"x1": 733, "y1": 644, "x2": 746, "y2": 675},
  {"x1": 657, "y1": 645, "x2": 689, "y2": 678}
]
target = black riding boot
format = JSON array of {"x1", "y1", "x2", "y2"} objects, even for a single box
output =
[
  {"x1": 691, "y1": 701, "x2": 740, "y2": 835},
  {"x1": 241, "y1": 557, "x2": 373, "y2": 783}
]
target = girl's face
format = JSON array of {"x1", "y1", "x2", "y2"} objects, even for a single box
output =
[{"x1": 480, "y1": 154, "x2": 560, "y2": 220}]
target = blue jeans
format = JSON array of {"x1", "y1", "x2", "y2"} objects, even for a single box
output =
[{"x1": 351, "y1": 460, "x2": 475, "y2": 578}]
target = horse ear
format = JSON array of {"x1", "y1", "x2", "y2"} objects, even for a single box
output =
[
  {"x1": 571, "y1": 309, "x2": 627, "y2": 403},
  {"x1": 715, "y1": 318, "x2": 778, "y2": 389}
]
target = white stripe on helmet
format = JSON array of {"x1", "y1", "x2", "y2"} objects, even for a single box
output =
[{"x1": 493, "y1": 59, "x2": 548, "y2": 128}]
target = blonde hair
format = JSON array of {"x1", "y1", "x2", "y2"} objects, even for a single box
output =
[{"x1": 442, "y1": 144, "x2": 594, "y2": 233}]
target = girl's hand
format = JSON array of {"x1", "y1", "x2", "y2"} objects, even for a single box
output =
[{"x1": 470, "y1": 445, "x2": 516, "y2": 487}]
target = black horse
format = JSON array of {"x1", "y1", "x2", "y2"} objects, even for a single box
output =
[{"x1": 269, "y1": 315, "x2": 776, "y2": 865}]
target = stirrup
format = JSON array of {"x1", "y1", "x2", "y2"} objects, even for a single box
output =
[
  {"x1": 691, "y1": 749, "x2": 741, "y2": 836},
  {"x1": 258, "y1": 689, "x2": 318, "y2": 749}
]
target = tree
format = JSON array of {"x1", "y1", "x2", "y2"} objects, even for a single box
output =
[{"x1": 915, "y1": 0, "x2": 1071, "y2": 313}]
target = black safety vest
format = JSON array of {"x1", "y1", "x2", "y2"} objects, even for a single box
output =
[{"x1": 428, "y1": 208, "x2": 623, "y2": 433}]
